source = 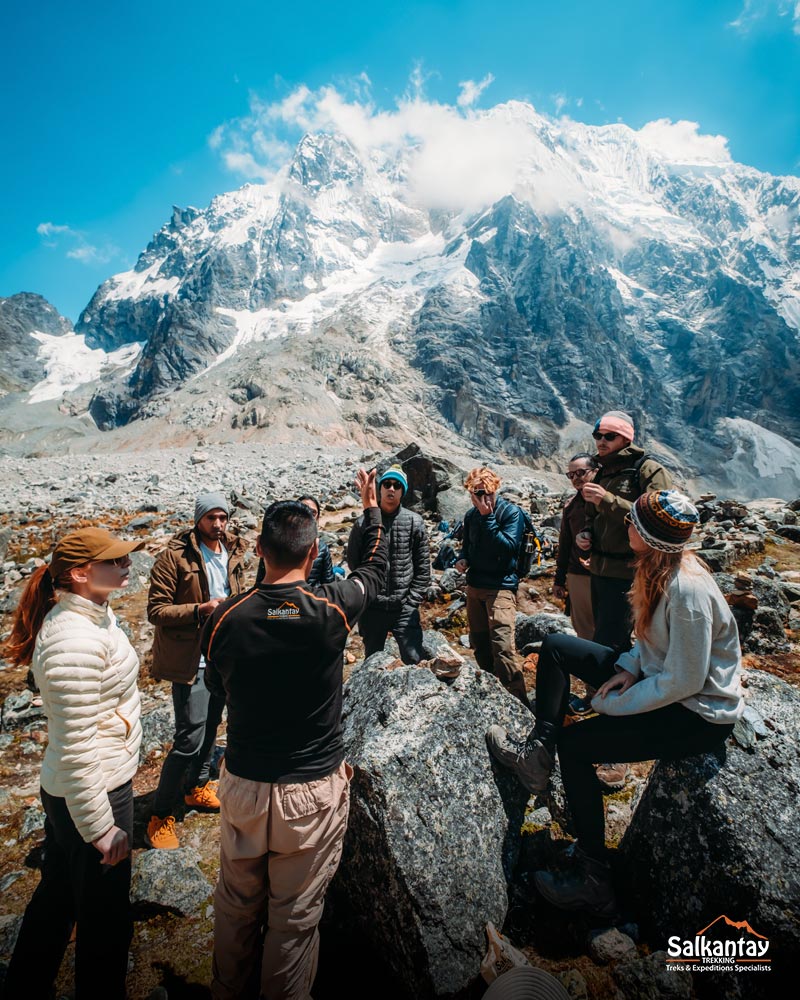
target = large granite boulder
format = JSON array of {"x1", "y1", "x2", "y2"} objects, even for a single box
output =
[
  {"x1": 620, "y1": 668, "x2": 800, "y2": 998},
  {"x1": 329, "y1": 650, "x2": 532, "y2": 998}
]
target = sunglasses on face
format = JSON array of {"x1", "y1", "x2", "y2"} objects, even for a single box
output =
[
  {"x1": 381, "y1": 480, "x2": 402, "y2": 490},
  {"x1": 566, "y1": 469, "x2": 592, "y2": 480},
  {"x1": 471, "y1": 489, "x2": 488, "y2": 497},
  {"x1": 592, "y1": 431, "x2": 620, "y2": 442}
]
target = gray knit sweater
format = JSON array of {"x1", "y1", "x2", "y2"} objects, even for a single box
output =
[{"x1": 592, "y1": 561, "x2": 743, "y2": 724}]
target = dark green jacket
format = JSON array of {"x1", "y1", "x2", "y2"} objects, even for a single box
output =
[{"x1": 585, "y1": 445, "x2": 672, "y2": 580}]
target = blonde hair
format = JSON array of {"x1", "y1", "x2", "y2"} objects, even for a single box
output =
[
  {"x1": 464, "y1": 467, "x2": 501, "y2": 493},
  {"x1": 629, "y1": 549, "x2": 706, "y2": 639}
]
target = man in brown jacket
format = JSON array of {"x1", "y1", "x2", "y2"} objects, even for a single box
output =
[{"x1": 145, "y1": 492, "x2": 249, "y2": 849}]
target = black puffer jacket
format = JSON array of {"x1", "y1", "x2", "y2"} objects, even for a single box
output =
[{"x1": 347, "y1": 507, "x2": 431, "y2": 611}]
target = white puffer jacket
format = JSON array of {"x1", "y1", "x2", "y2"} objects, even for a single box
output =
[{"x1": 33, "y1": 592, "x2": 142, "y2": 843}]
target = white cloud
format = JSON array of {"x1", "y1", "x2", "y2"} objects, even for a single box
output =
[
  {"x1": 37, "y1": 221, "x2": 73, "y2": 237},
  {"x1": 37, "y1": 221, "x2": 119, "y2": 265},
  {"x1": 729, "y1": 0, "x2": 800, "y2": 33},
  {"x1": 636, "y1": 119, "x2": 732, "y2": 165},
  {"x1": 209, "y1": 74, "x2": 737, "y2": 216},
  {"x1": 552, "y1": 92, "x2": 568, "y2": 115},
  {"x1": 457, "y1": 73, "x2": 495, "y2": 108}
]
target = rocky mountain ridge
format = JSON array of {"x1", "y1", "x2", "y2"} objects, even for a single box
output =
[{"x1": 2, "y1": 102, "x2": 800, "y2": 497}]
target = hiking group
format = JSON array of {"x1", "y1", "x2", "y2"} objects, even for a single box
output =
[{"x1": 2, "y1": 409, "x2": 744, "y2": 999}]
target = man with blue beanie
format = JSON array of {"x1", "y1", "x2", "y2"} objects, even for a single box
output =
[{"x1": 346, "y1": 464, "x2": 431, "y2": 664}]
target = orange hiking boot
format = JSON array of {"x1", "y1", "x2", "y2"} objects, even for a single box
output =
[
  {"x1": 184, "y1": 781, "x2": 221, "y2": 811},
  {"x1": 146, "y1": 815, "x2": 179, "y2": 850}
]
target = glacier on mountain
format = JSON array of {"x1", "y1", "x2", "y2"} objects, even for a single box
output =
[{"x1": 3, "y1": 101, "x2": 799, "y2": 495}]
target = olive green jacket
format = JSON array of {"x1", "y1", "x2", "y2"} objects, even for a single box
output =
[{"x1": 585, "y1": 445, "x2": 672, "y2": 580}]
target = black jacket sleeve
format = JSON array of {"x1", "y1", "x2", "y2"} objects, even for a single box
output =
[
  {"x1": 345, "y1": 517, "x2": 365, "y2": 572},
  {"x1": 309, "y1": 540, "x2": 335, "y2": 585},
  {"x1": 333, "y1": 507, "x2": 388, "y2": 623},
  {"x1": 407, "y1": 518, "x2": 432, "y2": 607}
]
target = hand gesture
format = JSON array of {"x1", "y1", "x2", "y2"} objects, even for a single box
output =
[
  {"x1": 575, "y1": 531, "x2": 592, "y2": 552},
  {"x1": 580, "y1": 483, "x2": 606, "y2": 507},
  {"x1": 595, "y1": 669, "x2": 637, "y2": 700},
  {"x1": 198, "y1": 598, "x2": 221, "y2": 618},
  {"x1": 472, "y1": 492, "x2": 494, "y2": 516},
  {"x1": 355, "y1": 468, "x2": 378, "y2": 510},
  {"x1": 93, "y1": 825, "x2": 130, "y2": 865},
  {"x1": 454, "y1": 559, "x2": 467, "y2": 574}
]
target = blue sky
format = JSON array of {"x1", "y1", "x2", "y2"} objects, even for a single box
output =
[{"x1": 1, "y1": 0, "x2": 798, "y2": 321}]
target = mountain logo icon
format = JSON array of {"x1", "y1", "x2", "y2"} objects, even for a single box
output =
[
  {"x1": 696, "y1": 915, "x2": 768, "y2": 940},
  {"x1": 267, "y1": 601, "x2": 301, "y2": 619}
]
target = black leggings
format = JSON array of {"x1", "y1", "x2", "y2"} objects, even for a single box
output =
[
  {"x1": 4, "y1": 781, "x2": 133, "y2": 999},
  {"x1": 534, "y1": 634, "x2": 734, "y2": 859}
]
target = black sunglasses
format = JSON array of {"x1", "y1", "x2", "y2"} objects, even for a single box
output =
[
  {"x1": 566, "y1": 469, "x2": 592, "y2": 480},
  {"x1": 592, "y1": 431, "x2": 619, "y2": 441},
  {"x1": 381, "y1": 479, "x2": 403, "y2": 490},
  {"x1": 471, "y1": 489, "x2": 488, "y2": 497}
]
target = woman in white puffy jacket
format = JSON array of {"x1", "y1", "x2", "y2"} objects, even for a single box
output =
[{"x1": 3, "y1": 527, "x2": 145, "y2": 999}]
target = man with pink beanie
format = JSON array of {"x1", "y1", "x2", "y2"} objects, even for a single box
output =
[{"x1": 576, "y1": 410, "x2": 671, "y2": 653}]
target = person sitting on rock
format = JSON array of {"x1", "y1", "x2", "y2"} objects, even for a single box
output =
[
  {"x1": 455, "y1": 467, "x2": 529, "y2": 707},
  {"x1": 145, "y1": 492, "x2": 250, "y2": 850},
  {"x1": 346, "y1": 464, "x2": 431, "y2": 665},
  {"x1": 256, "y1": 494, "x2": 335, "y2": 586},
  {"x1": 201, "y1": 469, "x2": 387, "y2": 1000},
  {"x1": 487, "y1": 491, "x2": 743, "y2": 917},
  {"x1": 2, "y1": 528, "x2": 145, "y2": 999}
]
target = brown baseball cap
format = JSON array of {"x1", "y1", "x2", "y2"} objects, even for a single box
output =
[{"x1": 49, "y1": 528, "x2": 145, "y2": 580}]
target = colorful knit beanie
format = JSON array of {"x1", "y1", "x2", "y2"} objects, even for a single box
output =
[{"x1": 631, "y1": 490, "x2": 699, "y2": 552}]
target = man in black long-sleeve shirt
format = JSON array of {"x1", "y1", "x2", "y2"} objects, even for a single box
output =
[{"x1": 202, "y1": 469, "x2": 386, "y2": 1000}]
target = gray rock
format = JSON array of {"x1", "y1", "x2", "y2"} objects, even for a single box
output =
[
  {"x1": 130, "y1": 847, "x2": 212, "y2": 916},
  {"x1": 420, "y1": 630, "x2": 466, "y2": 680},
  {"x1": 612, "y1": 951, "x2": 691, "y2": 1000},
  {"x1": 2, "y1": 689, "x2": 45, "y2": 731},
  {"x1": 588, "y1": 927, "x2": 638, "y2": 965},
  {"x1": 127, "y1": 515, "x2": 155, "y2": 530},
  {"x1": 557, "y1": 968, "x2": 588, "y2": 1000},
  {"x1": 776, "y1": 525, "x2": 800, "y2": 543},
  {"x1": 0, "y1": 871, "x2": 25, "y2": 893},
  {"x1": 438, "y1": 567, "x2": 465, "y2": 593},
  {"x1": 0, "y1": 914, "x2": 23, "y2": 959},
  {"x1": 330, "y1": 655, "x2": 532, "y2": 998},
  {"x1": 20, "y1": 805, "x2": 45, "y2": 840},
  {"x1": 139, "y1": 705, "x2": 176, "y2": 759},
  {"x1": 621, "y1": 669, "x2": 800, "y2": 1000},
  {"x1": 124, "y1": 549, "x2": 155, "y2": 596},
  {"x1": 515, "y1": 612, "x2": 575, "y2": 651},
  {"x1": 190, "y1": 451, "x2": 209, "y2": 465}
]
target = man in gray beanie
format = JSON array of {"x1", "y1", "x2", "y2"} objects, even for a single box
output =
[{"x1": 145, "y1": 491, "x2": 251, "y2": 849}]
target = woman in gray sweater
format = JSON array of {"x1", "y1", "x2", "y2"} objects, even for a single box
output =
[{"x1": 487, "y1": 490, "x2": 743, "y2": 916}]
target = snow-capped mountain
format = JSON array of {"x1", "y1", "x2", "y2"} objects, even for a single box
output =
[{"x1": 10, "y1": 102, "x2": 800, "y2": 493}]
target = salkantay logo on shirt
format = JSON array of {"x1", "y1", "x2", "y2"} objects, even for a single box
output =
[{"x1": 267, "y1": 601, "x2": 301, "y2": 620}]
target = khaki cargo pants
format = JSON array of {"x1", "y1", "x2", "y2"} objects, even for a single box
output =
[
  {"x1": 212, "y1": 760, "x2": 352, "y2": 1000},
  {"x1": 466, "y1": 585, "x2": 528, "y2": 706}
]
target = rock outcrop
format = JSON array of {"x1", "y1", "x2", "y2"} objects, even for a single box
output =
[
  {"x1": 329, "y1": 649, "x2": 532, "y2": 998},
  {"x1": 621, "y1": 668, "x2": 800, "y2": 998}
]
